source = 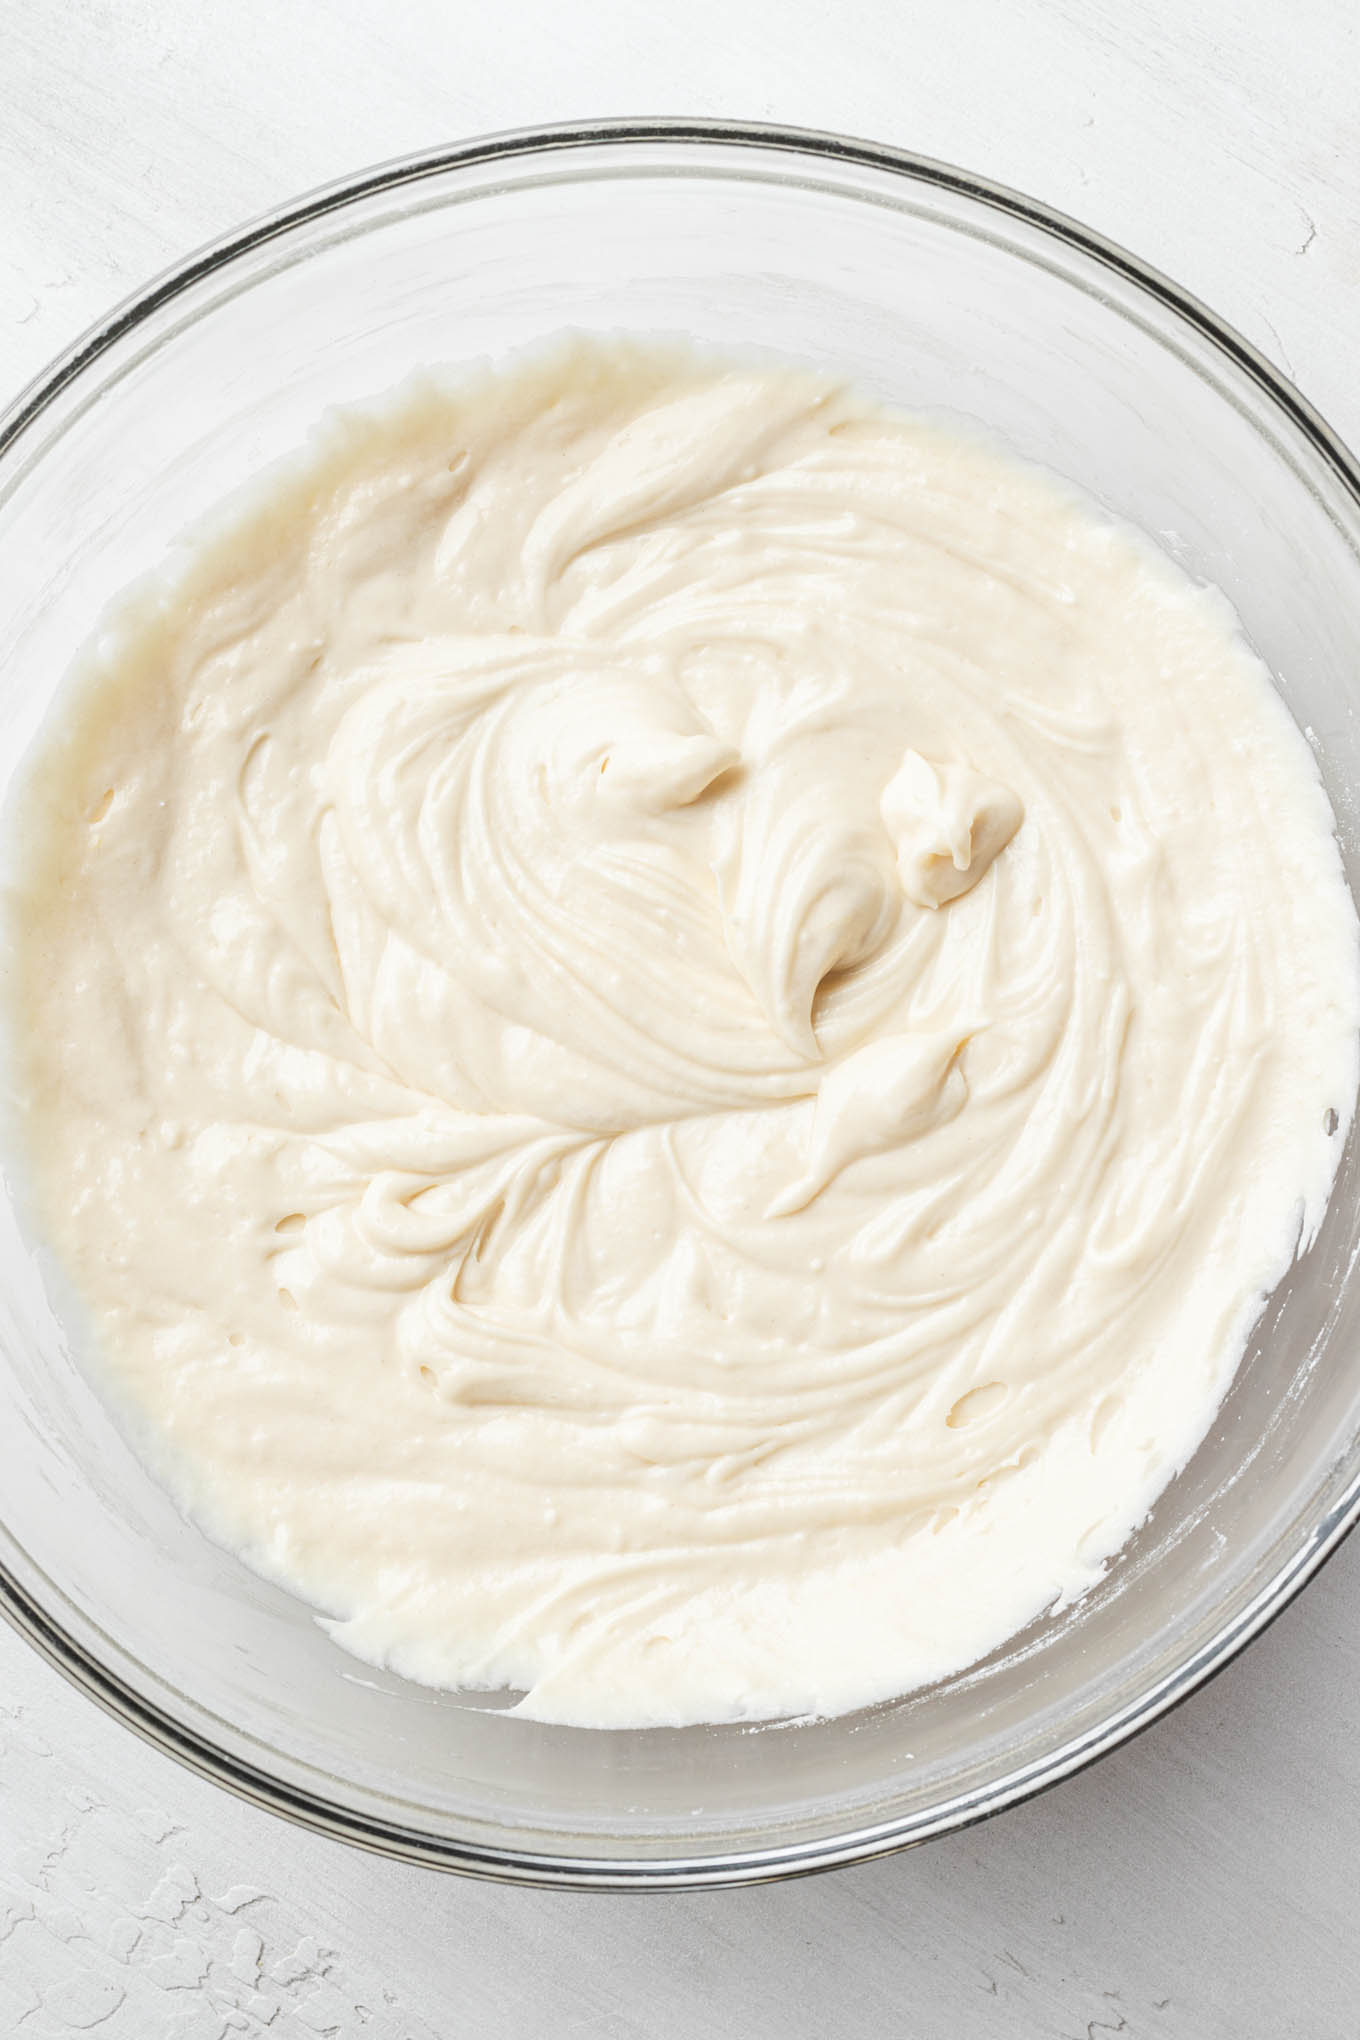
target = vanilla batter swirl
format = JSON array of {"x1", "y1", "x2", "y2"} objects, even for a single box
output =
[{"x1": 9, "y1": 343, "x2": 1357, "y2": 1725}]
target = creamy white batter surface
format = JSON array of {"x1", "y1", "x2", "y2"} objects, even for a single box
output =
[{"x1": 8, "y1": 342, "x2": 1358, "y2": 1727}]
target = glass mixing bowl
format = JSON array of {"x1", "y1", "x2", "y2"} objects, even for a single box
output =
[{"x1": 3, "y1": 120, "x2": 1360, "y2": 1890}]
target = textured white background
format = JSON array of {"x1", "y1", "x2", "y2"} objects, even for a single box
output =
[{"x1": 4, "y1": 2, "x2": 1360, "y2": 2033}]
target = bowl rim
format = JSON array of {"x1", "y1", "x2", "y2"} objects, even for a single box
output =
[{"x1": 3, "y1": 113, "x2": 1360, "y2": 1891}]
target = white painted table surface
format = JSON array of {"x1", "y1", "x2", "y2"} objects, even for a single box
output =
[{"x1": 4, "y1": 2, "x2": 1360, "y2": 2032}]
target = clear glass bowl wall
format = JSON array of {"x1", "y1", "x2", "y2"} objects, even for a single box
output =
[{"x1": 2, "y1": 125, "x2": 1359, "y2": 1887}]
